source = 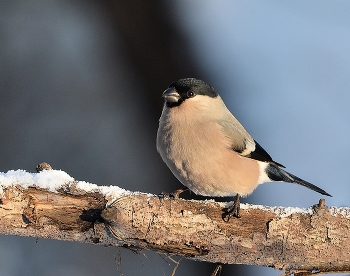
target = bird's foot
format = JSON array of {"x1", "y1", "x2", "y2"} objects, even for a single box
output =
[
  {"x1": 222, "y1": 194, "x2": 241, "y2": 221},
  {"x1": 158, "y1": 188, "x2": 189, "y2": 200}
]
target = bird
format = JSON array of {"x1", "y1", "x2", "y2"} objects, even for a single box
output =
[{"x1": 156, "y1": 78, "x2": 331, "y2": 219}]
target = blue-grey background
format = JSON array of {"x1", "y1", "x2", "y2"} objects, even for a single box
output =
[{"x1": 0, "y1": 1, "x2": 348, "y2": 275}]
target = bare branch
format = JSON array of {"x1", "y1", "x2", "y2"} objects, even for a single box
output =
[{"x1": 0, "y1": 169, "x2": 349, "y2": 275}]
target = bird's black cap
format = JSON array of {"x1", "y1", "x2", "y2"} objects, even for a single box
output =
[
  {"x1": 164, "y1": 78, "x2": 218, "y2": 107},
  {"x1": 169, "y1": 78, "x2": 218, "y2": 98}
]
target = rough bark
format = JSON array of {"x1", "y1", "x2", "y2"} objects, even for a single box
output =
[{"x1": 0, "y1": 182, "x2": 349, "y2": 275}]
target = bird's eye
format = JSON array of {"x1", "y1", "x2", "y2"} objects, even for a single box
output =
[{"x1": 187, "y1": 90, "x2": 195, "y2": 98}]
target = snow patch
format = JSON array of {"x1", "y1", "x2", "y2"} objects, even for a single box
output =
[
  {"x1": 0, "y1": 169, "x2": 133, "y2": 204},
  {"x1": 96, "y1": 185, "x2": 133, "y2": 204},
  {"x1": 0, "y1": 169, "x2": 74, "y2": 193},
  {"x1": 240, "y1": 203, "x2": 313, "y2": 217},
  {"x1": 329, "y1": 206, "x2": 350, "y2": 218}
]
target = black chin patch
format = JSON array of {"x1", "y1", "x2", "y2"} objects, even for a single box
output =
[{"x1": 166, "y1": 100, "x2": 183, "y2": 108}]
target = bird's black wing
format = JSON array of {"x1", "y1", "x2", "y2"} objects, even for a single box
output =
[
  {"x1": 218, "y1": 116, "x2": 285, "y2": 167},
  {"x1": 244, "y1": 140, "x2": 285, "y2": 168}
]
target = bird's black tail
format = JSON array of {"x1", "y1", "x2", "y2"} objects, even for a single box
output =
[{"x1": 266, "y1": 164, "x2": 332, "y2": 196}]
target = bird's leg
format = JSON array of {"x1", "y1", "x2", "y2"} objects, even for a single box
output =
[
  {"x1": 223, "y1": 194, "x2": 241, "y2": 221},
  {"x1": 158, "y1": 187, "x2": 189, "y2": 200},
  {"x1": 170, "y1": 187, "x2": 189, "y2": 198}
]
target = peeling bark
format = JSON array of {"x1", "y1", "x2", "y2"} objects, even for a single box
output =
[{"x1": 0, "y1": 183, "x2": 349, "y2": 275}]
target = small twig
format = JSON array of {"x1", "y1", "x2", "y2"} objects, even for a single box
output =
[
  {"x1": 167, "y1": 256, "x2": 182, "y2": 276},
  {"x1": 211, "y1": 264, "x2": 222, "y2": 276}
]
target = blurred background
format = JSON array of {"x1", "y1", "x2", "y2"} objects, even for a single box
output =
[{"x1": 0, "y1": 1, "x2": 349, "y2": 275}]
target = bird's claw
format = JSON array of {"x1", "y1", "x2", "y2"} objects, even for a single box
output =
[
  {"x1": 157, "y1": 188, "x2": 188, "y2": 201},
  {"x1": 222, "y1": 205, "x2": 241, "y2": 221},
  {"x1": 222, "y1": 194, "x2": 241, "y2": 221},
  {"x1": 171, "y1": 188, "x2": 188, "y2": 199}
]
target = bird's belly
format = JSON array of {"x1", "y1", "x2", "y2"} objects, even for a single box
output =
[
  {"x1": 170, "y1": 150, "x2": 260, "y2": 197},
  {"x1": 158, "y1": 122, "x2": 261, "y2": 197}
]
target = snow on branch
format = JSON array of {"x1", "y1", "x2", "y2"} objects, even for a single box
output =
[{"x1": 0, "y1": 164, "x2": 350, "y2": 275}]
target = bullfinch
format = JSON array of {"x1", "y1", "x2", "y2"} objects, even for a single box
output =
[{"x1": 156, "y1": 78, "x2": 331, "y2": 219}]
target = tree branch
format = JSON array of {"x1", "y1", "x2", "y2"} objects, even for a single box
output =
[{"x1": 0, "y1": 167, "x2": 349, "y2": 275}]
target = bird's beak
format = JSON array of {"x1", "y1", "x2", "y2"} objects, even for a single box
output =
[{"x1": 162, "y1": 87, "x2": 181, "y2": 103}]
